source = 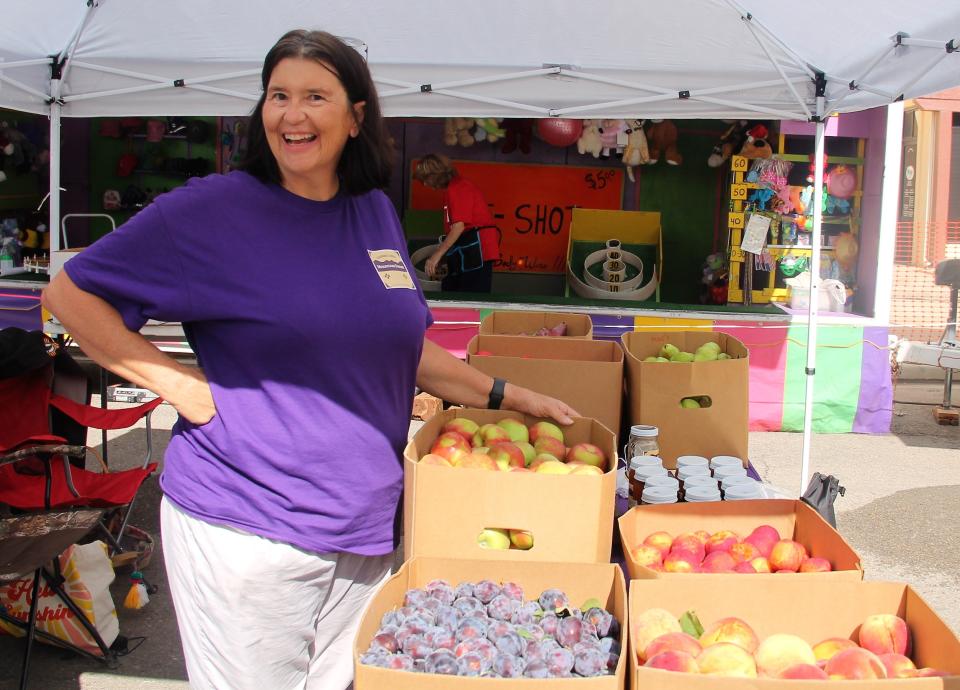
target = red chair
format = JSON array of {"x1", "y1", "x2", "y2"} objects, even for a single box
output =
[{"x1": 0, "y1": 328, "x2": 162, "y2": 689}]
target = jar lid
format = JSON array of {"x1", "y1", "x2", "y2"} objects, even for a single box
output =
[
  {"x1": 629, "y1": 425, "x2": 659, "y2": 437},
  {"x1": 634, "y1": 465, "x2": 668, "y2": 480},
  {"x1": 644, "y1": 475, "x2": 680, "y2": 490},
  {"x1": 683, "y1": 476, "x2": 719, "y2": 490},
  {"x1": 678, "y1": 465, "x2": 712, "y2": 480},
  {"x1": 629, "y1": 455, "x2": 663, "y2": 470},
  {"x1": 676, "y1": 455, "x2": 709, "y2": 468},
  {"x1": 685, "y1": 484, "x2": 722, "y2": 502},
  {"x1": 724, "y1": 481, "x2": 764, "y2": 499},
  {"x1": 641, "y1": 487, "x2": 678, "y2": 504},
  {"x1": 714, "y1": 465, "x2": 747, "y2": 479},
  {"x1": 720, "y1": 474, "x2": 755, "y2": 489},
  {"x1": 709, "y1": 455, "x2": 742, "y2": 468}
]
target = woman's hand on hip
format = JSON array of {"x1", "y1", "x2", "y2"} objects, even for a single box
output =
[{"x1": 169, "y1": 367, "x2": 217, "y2": 425}]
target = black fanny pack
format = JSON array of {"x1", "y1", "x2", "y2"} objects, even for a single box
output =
[{"x1": 443, "y1": 227, "x2": 491, "y2": 276}]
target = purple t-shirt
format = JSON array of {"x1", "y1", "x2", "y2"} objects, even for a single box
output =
[{"x1": 66, "y1": 171, "x2": 432, "y2": 556}]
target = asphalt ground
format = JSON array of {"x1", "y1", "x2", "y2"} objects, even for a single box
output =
[{"x1": 0, "y1": 377, "x2": 957, "y2": 689}]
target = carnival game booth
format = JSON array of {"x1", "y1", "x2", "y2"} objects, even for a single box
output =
[{"x1": 1, "y1": 1, "x2": 959, "y2": 490}]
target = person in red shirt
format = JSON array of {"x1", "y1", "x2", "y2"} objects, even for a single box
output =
[{"x1": 414, "y1": 154, "x2": 500, "y2": 292}]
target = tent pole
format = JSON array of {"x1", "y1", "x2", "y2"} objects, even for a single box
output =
[
  {"x1": 48, "y1": 86, "x2": 62, "y2": 255},
  {"x1": 800, "y1": 106, "x2": 827, "y2": 495}
]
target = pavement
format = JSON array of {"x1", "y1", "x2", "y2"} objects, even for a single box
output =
[{"x1": 1, "y1": 376, "x2": 957, "y2": 689}]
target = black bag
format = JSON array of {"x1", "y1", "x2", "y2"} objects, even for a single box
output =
[{"x1": 800, "y1": 472, "x2": 845, "y2": 528}]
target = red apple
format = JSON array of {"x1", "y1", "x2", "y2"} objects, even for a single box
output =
[
  {"x1": 528, "y1": 420, "x2": 564, "y2": 444},
  {"x1": 565, "y1": 442, "x2": 606, "y2": 469},
  {"x1": 430, "y1": 431, "x2": 471, "y2": 464},
  {"x1": 487, "y1": 442, "x2": 525, "y2": 470}
]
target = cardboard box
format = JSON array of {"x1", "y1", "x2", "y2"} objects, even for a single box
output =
[
  {"x1": 355, "y1": 556, "x2": 628, "y2": 689},
  {"x1": 478, "y1": 310, "x2": 593, "y2": 339},
  {"x1": 403, "y1": 409, "x2": 617, "y2": 563},
  {"x1": 49, "y1": 248, "x2": 85, "y2": 278},
  {"x1": 630, "y1": 578, "x2": 960, "y2": 689},
  {"x1": 618, "y1": 499, "x2": 863, "y2": 581},
  {"x1": 622, "y1": 330, "x2": 748, "y2": 467},
  {"x1": 467, "y1": 335, "x2": 624, "y2": 438}
]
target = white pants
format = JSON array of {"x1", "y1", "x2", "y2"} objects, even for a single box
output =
[{"x1": 160, "y1": 497, "x2": 394, "y2": 690}]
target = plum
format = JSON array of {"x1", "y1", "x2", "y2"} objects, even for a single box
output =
[
  {"x1": 423, "y1": 649, "x2": 458, "y2": 675},
  {"x1": 584, "y1": 607, "x2": 615, "y2": 637},
  {"x1": 523, "y1": 660, "x2": 550, "y2": 678},
  {"x1": 454, "y1": 582, "x2": 475, "y2": 599},
  {"x1": 473, "y1": 579, "x2": 501, "y2": 604},
  {"x1": 369, "y1": 632, "x2": 399, "y2": 654},
  {"x1": 403, "y1": 588, "x2": 428, "y2": 608},
  {"x1": 556, "y1": 617, "x2": 583, "y2": 647},
  {"x1": 493, "y1": 653, "x2": 527, "y2": 678},
  {"x1": 400, "y1": 633, "x2": 432, "y2": 660},
  {"x1": 545, "y1": 647, "x2": 575, "y2": 677},
  {"x1": 492, "y1": 630, "x2": 524, "y2": 657},
  {"x1": 456, "y1": 651, "x2": 486, "y2": 676},
  {"x1": 383, "y1": 653, "x2": 415, "y2": 671},
  {"x1": 380, "y1": 609, "x2": 405, "y2": 629},
  {"x1": 540, "y1": 612, "x2": 560, "y2": 637},
  {"x1": 423, "y1": 625, "x2": 455, "y2": 651},
  {"x1": 538, "y1": 588, "x2": 569, "y2": 612},
  {"x1": 451, "y1": 595, "x2": 484, "y2": 617},
  {"x1": 500, "y1": 581, "x2": 524, "y2": 601},
  {"x1": 487, "y1": 593, "x2": 519, "y2": 621},
  {"x1": 359, "y1": 650, "x2": 388, "y2": 667},
  {"x1": 455, "y1": 615, "x2": 488, "y2": 641},
  {"x1": 432, "y1": 604, "x2": 461, "y2": 631},
  {"x1": 513, "y1": 600, "x2": 543, "y2": 625},
  {"x1": 574, "y1": 648, "x2": 609, "y2": 677}
]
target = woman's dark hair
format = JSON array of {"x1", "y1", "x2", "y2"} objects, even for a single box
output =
[{"x1": 240, "y1": 29, "x2": 394, "y2": 194}]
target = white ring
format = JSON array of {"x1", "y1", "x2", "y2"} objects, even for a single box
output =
[
  {"x1": 409, "y1": 243, "x2": 443, "y2": 291},
  {"x1": 582, "y1": 248, "x2": 645, "y2": 291}
]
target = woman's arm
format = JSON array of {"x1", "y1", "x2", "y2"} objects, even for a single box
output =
[
  {"x1": 416, "y1": 337, "x2": 578, "y2": 424},
  {"x1": 425, "y1": 221, "x2": 465, "y2": 278},
  {"x1": 42, "y1": 271, "x2": 215, "y2": 424}
]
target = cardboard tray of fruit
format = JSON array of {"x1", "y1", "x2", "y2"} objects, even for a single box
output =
[
  {"x1": 629, "y1": 578, "x2": 960, "y2": 688},
  {"x1": 403, "y1": 409, "x2": 617, "y2": 564},
  {"x1": 618, "y1": 500, "x2": 863, "y2": 580},
  {"x1": 353, "y1": 556, "x2": 627, "y2": 688}
]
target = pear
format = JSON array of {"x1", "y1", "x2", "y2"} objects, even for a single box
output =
[
  {"x1": 670, "y1": 351, "x2": 695, "y2": 362},
  {"x1": 658, "y1": 343, "x2": 680, "y2": 360},
  {"x1": 693, "y1": 350, "x2": 719, "y2": 361},
  {"x1": 717, "y1": 353, "x2": 731, "y2": 360},
  {"x1": 680, "y1": 398, "x2": 702, "y2": 408}
]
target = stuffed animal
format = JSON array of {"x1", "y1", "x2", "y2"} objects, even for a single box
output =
[
  {"x1": 473, "y1": 118, "x2": 506, "y2": 144},
  {"x1": 501, "y1": 118, "x2": 533, "y2": 154},
  {"x1": 597, "y1": 119, "x2": 627, "y2": 157},
  {"x1": 0, "y1": 123, "x2": 37, "y2": 174},
  {"x1": 576, "y1": 119, "x2": 603, "y2": 158},
  {"x1": 739, "y1": 124, "x2": 772, "y2": 160},
  {"x1": 707, "y1": 120, "x2": 749, "y2": 167},
  {"x1": 645, "y1": 120, "x2": 682, "y2": 165},
  {"x1": 621, "y1": 119, "x2": 649, "y2": 182},
  {"x1": 443, "y1": 117, "x2": 476, "y2": 147}
]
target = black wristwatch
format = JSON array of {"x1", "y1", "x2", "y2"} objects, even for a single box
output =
[{"x1": 487, "y1": 377, "x2": 507, "y2": 410}]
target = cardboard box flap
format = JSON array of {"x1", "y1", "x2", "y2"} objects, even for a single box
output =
[
  {"x1": 629, "y1": 579, "x2": 960, "y2": 685},
  {"x1": 479, "y1": 311, "x2": 593, "y2": 338},
  {"x1": 355, "y1": 557, "x2": 628, "y2": 689},
  {"x1": 622, "y1": 330, "x2": 749, "y2": 361},
  {"x1": 469, "y1": 334, "x2": 623, "y2": 363}
]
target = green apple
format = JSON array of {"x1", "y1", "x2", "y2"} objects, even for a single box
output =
[
  {"x1": 680, "y1": 397, "x2": 702, "y2": 409},
  {"x1": 497, "y1": 417, "x2": 529, "y2": 444},
  {"x1": 670, "y1": 351, "x2": 695, "y2": 362},
  {"x1": 477, "y1": 528, "x2": 511, "y2": 550},
  {"x1": 442, "y1": 417, "x2": 480, "y2": 439},
  {"x1": 528, "y1": 420, "x2": 564, "y2": 445},
  {"x1": 566, "y1": 442, "x2": 607, "y2": 468},
  {"x1": 473, "y1": 423, "x2": 511, "y2": 447},
  {"x1": 515, "y1": 441, "x2": 536, "y2": 466},
  {"x1": 658, "y1": 343, "x2": 680, "y2": 360}
]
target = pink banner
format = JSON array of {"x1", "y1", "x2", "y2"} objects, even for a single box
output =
[
  {"x1": 425, "y1": 307, "x2": 481, "y2": 359},
  {"x1": 714, "y1": 320, "x2": 790, "y2": 431}
]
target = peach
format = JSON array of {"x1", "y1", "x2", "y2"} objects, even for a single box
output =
[
  {"x1": 699, "y1": 617, "x2": 759, "y2": 653},
  {"x1": 528, "y1": 420, "x2": 564, "y2": 444},
  {"x1": 754, "y1": 633, "x2": 817, "y2": 677},
  {"x1": 441, "y1": 417, "x2": 479, "y2": 440},
  {"x1": 643, "y1": 531, "x2": 673, "y2": 556},
  {"x1": 729, "y1": 541, "x2": 760, "y2": 563},
  {"x1": 418, "y1": 453, "x2": 453, "y2": 467},
  {"x1": 778, "y1": 663, "x2": 829, "y2": 679},
  {"x1": 631, "y1": 545, "x2": 664, "y2": 568},
  {"x1": 496, "y1": 417, "x2": 529, "y2": 443},
  {"x1": 798, "y1": 557, "x2": 833, "y2": 573},
  {"x1": 473, "y1": 423, "x2": 511, "y2": 447},
  {"x1": 533, "y1": 436, "x2": 567, "y2": 461},
  {"x1": 644, "y1": 650, "x2": 699, "y2": 673},
  {"x1": 663, "y1": 552, "x2": 699, "y2": 573},
  {"x1": 508, "y1": 528, "x2": 534, "y2": 550},
  {"x1": 812, "y1": 637, "x2": 858, "y2": 663},
  {"x1": 696, "y1": 642, "x2": 758, "y2": 677},
  {"x1": 645, "y1": 632, "x2": 703, "y2": 661},
  {"x1": 454, "y1": 453, "x2": 499, "y2": 471},
  {"x1": 566, "y1": 442, "x2": 606, "y2": 468},
  {"x1": 858, "y1": 613, "x2": 911, "y2": 657},
  {"x1": 705, "y1": 530, "x2": 740, "y2": 554},
  {"x1": 734, "y1": 562, "x2": 757, "y2": 573},
  {"x1": 749, "y1": 556, "x2": 772, "y2": 573},
  {"x1": 692, "y1": 530, "x2": 712, "y2": 546},
  {"x1": 878, "y1": 652, "x2": 917, "y2": 678},
  {"x1": 768, "y1": 539, "x2": 806, "y2": 572},
  {"x1": 700, "y1": 551, "x2": 737, "y2": 573},
  {"x1": 634, "y1": 608, "x2": 682, "y2": 660},
  {"x1": 533, "y1": 460, "x2": 572, "y2": 475},
  {"x1": 488, "y1": 442, "x2": 525, "y2": 470},
  {"x1": 744, "y1": 524, "x2": 781, "y2": 557},
  {"x1": 670, "y1": 535, "x2": 706, "y2": 563},
  {"x1": 825, "y1": 647, "x2": 887, "y2": 680}
]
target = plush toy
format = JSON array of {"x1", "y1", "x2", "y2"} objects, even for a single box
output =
[
  {"x1": 700, "y1": 252, "x2": 729, "y2": 305},
  {"x1": 707, "y1": 120, "x2": 750, "y2": 167},
  {"x1": 443, "y1": 117, "x2": 476, "y2": 147},
  {"x1": 473, "y1": 118, "x2": 505, "y2": 144},
  {"x1": 621, "y1": 119, "x2": 649, "y2": 182},
  {"x1": 645, "y1": 120, "x2": 682, "y2": 166},
  {"x1": 576, "y1": 119, "x2": 603, "y2": 158},
  {"x1": 0, "y1": 123, "x2": 37, "y2": 174},
  {"x1": 739, "y1": 124, "x2": 772, "y2": 159},
  {"x1": 597, "y1": 119, "x2": 627, "y2": 157},
  {"x1": 501, "y1": 118, "x2": 534, "y2": 154}
]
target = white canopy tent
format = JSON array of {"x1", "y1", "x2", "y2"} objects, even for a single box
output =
[{"x1": 2, "y1": 0, "x2": 959, "y2": 493}]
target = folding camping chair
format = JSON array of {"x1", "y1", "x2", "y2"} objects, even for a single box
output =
[{"x1": 0, "y1": 327, "x2": 162, "y2": 689}]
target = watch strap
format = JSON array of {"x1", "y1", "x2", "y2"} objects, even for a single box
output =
[{"x1": 487, "y1": 377, "x2": 507, "y2": 410}]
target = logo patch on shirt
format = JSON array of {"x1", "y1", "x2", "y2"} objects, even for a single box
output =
[{"x1": 368, "y1": 249, "x2": 415, "y2": 290}]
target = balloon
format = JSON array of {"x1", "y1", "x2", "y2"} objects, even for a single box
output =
[{"x1": 536, "y1": 118, "x2": 583, "y2": 147}]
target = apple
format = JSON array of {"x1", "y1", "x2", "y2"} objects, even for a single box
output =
[
  {"x1": 419, "y1": 453, "x2": 453, "y2": 467},
  {"x1": 473, "y1": 423, "x2": 511, "y2": 447},
  {"x1": 534, "y1": 460, "x2": 573, "y2": 475},
  {"x1": 658, "y1": 343, "x2": 680, "y2": 359},
  {"x1": 569, "y1": 464, "x2": 604, "y2": 476},
  {"x1": 533, "y1": 436, "x2": 567, "y2": 461},
  {"x1": 454, "y1": 453, "x2": 499, "y2": 471},
  {"x1": 477, "y1": 528, "x2": 511, "y2": 550},
  {"x1": 508, "y1": 529, "x2": 534, "y2": 550},
  {"x1": 514, "y1": 441, "x2": 536, "y2": 466},
  {"x1": 528, "y1": 421, "x2": 564, "y2": 444},
  {"x1": 442, "y1": 417, "x2": 479, "y2": 440},
  {"x1": 430, "y1": 431, "x2": 471, "y2": 464},
  {"x1": 566, "y1": 442, "x2": 606, "y2": 468},
  {"x1": 529, "y1": 453, "x2": 562, "y2": 471},
  {"x1": 487, "y1": 442, "x2": 525, "y2": 470},
  {"x1": 497, "y1": 418, "x2": 529, "y2": 444}
]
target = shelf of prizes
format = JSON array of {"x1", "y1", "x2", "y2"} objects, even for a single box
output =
[{"x1": 353, "y1": 409, "x2": 960, "y2": 686}]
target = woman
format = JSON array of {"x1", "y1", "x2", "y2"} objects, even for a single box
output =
[
  {"x1": 42, "y1": 30, "x2": 576, "y2": 690},
  {"x1": 414, "y1": 153, "x2": 500, "y2": 293}
]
